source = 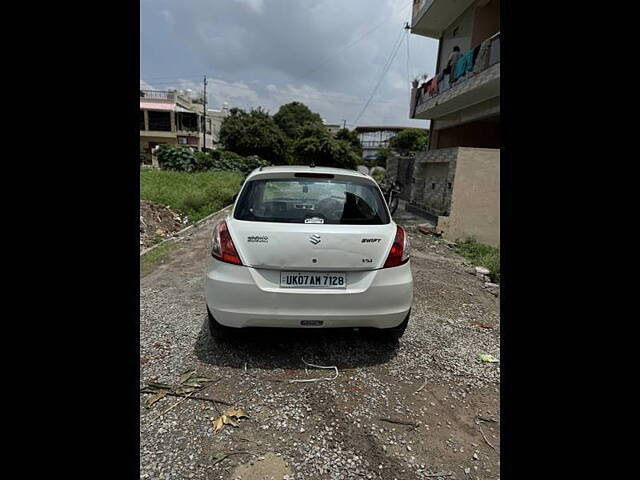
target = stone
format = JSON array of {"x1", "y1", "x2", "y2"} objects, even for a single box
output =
[{"x1": 475, "y1": 266, "x2": 490, "y2": 275}]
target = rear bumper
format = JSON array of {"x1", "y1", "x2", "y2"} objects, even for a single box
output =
[{"x1": 204, "y1": 259, "x2": 413, "y2": 329}]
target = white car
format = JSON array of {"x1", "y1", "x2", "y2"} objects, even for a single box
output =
[{"x1": 204, "y1": 165, "x2": 413, "y2": 339}]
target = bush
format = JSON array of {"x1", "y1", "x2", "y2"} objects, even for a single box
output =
[
  {"x1": 156, "y1": 145, "x2": 271, "y2": 174},
  {"x1": 370, "y1": 168, "x2": 386, "y2": 184},
  {"x1": 157, "y1": 145, "x2": 199, "y2": 172},
  {"x1": 211, "y1": 150, "x2": 271, "y2": 175}
]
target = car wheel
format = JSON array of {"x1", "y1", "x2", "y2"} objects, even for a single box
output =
[
  {"x1": 207, "y1": 307, "x2": 233, "y2": 341},
  {"x1": 373, "y1": 309, "x2": 410, "y2": 340}
]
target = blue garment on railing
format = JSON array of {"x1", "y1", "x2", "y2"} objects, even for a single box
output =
[{"x1": 454, "y1": 49, "x2": 475, "y2": 81}]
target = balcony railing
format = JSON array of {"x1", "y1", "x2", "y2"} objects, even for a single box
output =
[
  {"x1": 140, "y1": 90, "x2": 177, "y2": 101},
  {"x1": 361, "y1": 140, "x2": 390, "y2": 149},
  {"x1": 412, "y1": 31, "x2": 500, "y2": 113}
]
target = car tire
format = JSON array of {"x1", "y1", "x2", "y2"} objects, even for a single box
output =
[
  {"x1": 207, "y1": 307, "x2": 234, "y2": 341},
  {"x1": 373, "y1": 309, "x2": 410, "y2": 340}
]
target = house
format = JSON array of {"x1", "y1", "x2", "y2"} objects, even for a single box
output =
[
  {"x1": 407, "y1": 0, "x2": 500, "y2": 247},
  {"x1": 354, "y1": 126, "x2": 428, "y2": 162},
  {"x1": 139, "y1": 89, "x2": 229, "y2": 164},
  {"x1": 323, "y1": 123, "x2": 343, "y2": 136}
]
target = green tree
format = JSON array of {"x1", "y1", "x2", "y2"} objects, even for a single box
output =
[
  {"x1": 292, "y1": 128, "x2": 359, "y2": 170},
  {"x1": 374, "y1": 147, "x2": 392, "y2": 168},
  {"x1": 334, "y1": 128, "x2": 363, "y2": 158},
  {"x1": 273, "y1": 102, "x2": 324, "y2": 139},
  {"x1": 389, "y1": 128, "x2": 429, "y2": 153},
  {"x1": 219, "y1": 107, "x2": 290, "y2": 164}
]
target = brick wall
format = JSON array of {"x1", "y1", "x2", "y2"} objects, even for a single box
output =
[{"x1": 410, "y1": 148, "x2": 458, "y2": 215}]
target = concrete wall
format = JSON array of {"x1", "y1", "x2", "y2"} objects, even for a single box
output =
[
  {"x1": 439, "y1": 147, "x2": 499, "y2": 247},
  {"x1": 140, "y1": 136, "x2": 177, "y2": 164},
  {"x1": 438, "y1": 3, "x2": 475, "y2": 68},
  {"x1": 435, "y1": 116, "x2": 500, "y2": 149},
  {"x1": 410, "y1": 148, "x2": 458, "y2": 215},
  {"x1": 471, "y1": 0, "x2": 500, "y2": 48},
  {"x1": 433, "y1": 96, "x2": 500, "y2": 132}
]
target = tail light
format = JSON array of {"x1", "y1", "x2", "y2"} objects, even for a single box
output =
[
  {"x1": 211, "y1": 220, "x2": 243, "y2": 265},
  {"x1": 383, "y1": 226, "x2": 410, "y2": 268}
]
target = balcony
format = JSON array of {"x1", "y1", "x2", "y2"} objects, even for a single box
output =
[
  {"x1": 140, "y1": 90, "x2": 176, "y2": 101},
  {"x1": 411, "y1": 0, "x2": 477, "y2": 38},
  {"x1": 361, "y1": 140, "x2": 390, "y2": 149},
  {"x1": 411, "y1": 32, "x2": 500, "y2": 120}
]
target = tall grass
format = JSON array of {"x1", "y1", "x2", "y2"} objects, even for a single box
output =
[
  {"x1": 140, "y1": 169, "x2": 243, "y2": 222},
  {"x1": 455, "y1": 238, "x2": 500, "y2": 283}
]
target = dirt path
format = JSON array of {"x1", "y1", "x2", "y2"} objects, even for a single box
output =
[{"x1": 140, "y1": 206, "x2": 500, "y2": 480}]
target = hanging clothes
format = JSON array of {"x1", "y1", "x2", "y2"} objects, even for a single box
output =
[
  {"x1": 465, "y1": 49, "x2": 475, "y2": 75},
  {"x1": 453, "y1": 49, "x2": 476, "y2": 82},
  {"x1": 427, "y1": 77, "x2": 438, "y2": 96},
  {"x1": 453, "y1": 56, "x2": 466, "y2": 81},
  {"x1": 473, "y1": 38, "x2": 491, "y2": 74},
  {"x1": 472, "y1": 45, "x2": 481, "y2": 66}
]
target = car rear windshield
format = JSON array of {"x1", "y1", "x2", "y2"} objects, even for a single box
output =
[{"x1": 233, "y1": 177, "x2": 390, "y2": 225}]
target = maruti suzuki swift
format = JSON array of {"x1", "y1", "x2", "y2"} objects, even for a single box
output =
[{"x1": 204, "y1": 165, "x2": 413, "y2": 339}]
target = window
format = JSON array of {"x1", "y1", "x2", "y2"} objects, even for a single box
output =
[
  {"x1": 148, "y1": 111, "x2": 172, "y2": 131},
  {"x1": 234, "y1": 178, "x2": 390, "y2": 225}
]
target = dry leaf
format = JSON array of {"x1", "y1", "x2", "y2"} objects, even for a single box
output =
[
  {"x1": 183, "y1": 380, "x2": 204, "y2": 388},
  {"x1": 213, "y1": 416, "x2": 225, "y2": 434},
  {"x1": 210, "y1": 451, "x2": 229, "y2": 465},
  {"x1": 212, "y1": 407, "x2": 248, "y2": 434},
  {"x1": 224, "y1": 408, "x2": 249, "y2": 419},
  {"x1": 178, "y1": 370, "x2": 197, "y2": 384},
  {"x1": 145, "y1": 391, "x2": 167, "y2": 408},
  {"x1": 190, "y1": 377, "x2": 214, "y2": 383},
  {"x1": 224, "y1": 415, "x2": 239, "y2": 427}
]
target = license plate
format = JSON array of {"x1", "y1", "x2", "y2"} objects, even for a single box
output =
[{"x1": 280, "y1": 271, "x2": 347, "y2": 289}]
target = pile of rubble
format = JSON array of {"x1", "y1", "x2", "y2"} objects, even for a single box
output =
[{"x1": 140, "y1": 200, "x2": 189, "y2": 251}]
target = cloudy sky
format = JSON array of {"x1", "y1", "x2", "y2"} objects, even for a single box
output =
[{"x1": 141, "y1": 0, "x2": 438, "y2": 128}]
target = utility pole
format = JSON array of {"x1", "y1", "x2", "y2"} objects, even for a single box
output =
[{"x1": 202, "y1": 75, "x2": 208, "y2": 151}]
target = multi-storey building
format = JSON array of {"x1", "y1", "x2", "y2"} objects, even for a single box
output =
[
  {"x1": 139, "y1": 89, "x2": 228, "y2": 164},
  {"x1": 407, "y1": 0, "x2": 500, "y2": 246}
]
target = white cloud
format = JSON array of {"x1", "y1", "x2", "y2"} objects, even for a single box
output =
[
  {"x1": 140, "y1": 79, "x2": 155, "y2": 90},
  {"x1": 141, "y1": 0, "x2": 437, "y2": 127}
]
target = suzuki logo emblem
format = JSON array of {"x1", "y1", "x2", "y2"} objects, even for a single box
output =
[{"x1": 309, "y1": 234, "x2": 321, "y2": 245}]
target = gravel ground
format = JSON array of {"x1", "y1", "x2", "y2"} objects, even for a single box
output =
[{"x1": 140, "y1": 205, "x2": 500, "y2": 480}]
